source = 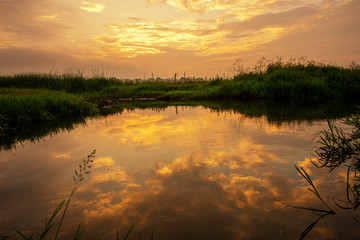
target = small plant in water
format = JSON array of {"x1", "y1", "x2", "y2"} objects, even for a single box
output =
[
  {"x1": 290, "y1": 166, "x2": 335, "y2": 240},
  {"x1": 292, "y1": 113, "x2": 360, "y2": 239},
  {"x1": 12, "y1": 149, "x2": 96, "y2": 240}
]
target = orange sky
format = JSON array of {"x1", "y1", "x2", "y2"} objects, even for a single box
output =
[{"x1": 0, "y1": 0, "x2": 359, "y2": 78}]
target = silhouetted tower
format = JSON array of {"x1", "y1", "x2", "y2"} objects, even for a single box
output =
[{"x1": 174, "y1": 73, "x2": 177, "y2": 80}]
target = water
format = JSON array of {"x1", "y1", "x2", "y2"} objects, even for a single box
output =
[{"x1": 0, "y1": 104, "x2": 359, "y2": 239}]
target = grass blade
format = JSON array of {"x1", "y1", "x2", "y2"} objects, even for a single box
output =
[
  {"x1": 123, "y1": 223, "x2": 134, "y2": 240},
  {"x1": 12, "y1": 227, "x2": 32, "y2": 240},
  {"x1": 299, "y1": 213, "x2": 329, "y2": 240},
  {"x1": 73, "y1": 223, "x2": 83, "y2": 240}
]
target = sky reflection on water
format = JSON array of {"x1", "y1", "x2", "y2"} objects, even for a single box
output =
[{"x1": 0, "y1": 106, "x2": 359, "y2": 239}]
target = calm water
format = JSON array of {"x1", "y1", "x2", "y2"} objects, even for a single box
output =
[{"x1": 0, "y1": 105, "x2": 359, "y2": 239}]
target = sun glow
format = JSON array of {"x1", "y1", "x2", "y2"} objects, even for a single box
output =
[{"x1": 0, "y1": 0, "x2": 358, "y2": 77}]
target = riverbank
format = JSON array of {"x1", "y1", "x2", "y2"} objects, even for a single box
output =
[
  {"x1": 1, "y1": 60, "x2": 360, "y2": 101},
  {"x1": 1, "y1": 60, "x2": 359, "y2": 149}
]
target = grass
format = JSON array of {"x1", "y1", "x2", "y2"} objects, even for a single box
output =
[
  {"x1": 0, "y1": 58, "x2": 359, "y2": 102},
  {"x1": 12, "y1": 150, "x2": 96, "y2": 240},
  {"x1": 0, "y1": 88, "x2": 98, "y2": 150},
  {"x1": 292, "y1": 112, "x2": 360, "y2": 239},
  {"x1": 313, "y1": 114, "x2": 360, "y2": 210},
  {"x1": 1, "y1": 57, "x2": 359, "y2": 149},
  {"x1": 2, "y1": 97, "x2": 360, "y2": 151},
  {"x1": 11, "y1": 149, "x2": 155, "y2": 240}
]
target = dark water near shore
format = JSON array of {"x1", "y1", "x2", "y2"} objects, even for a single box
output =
[{"x1": 1, "y1": 101, "x2": 359, "y2": 239}]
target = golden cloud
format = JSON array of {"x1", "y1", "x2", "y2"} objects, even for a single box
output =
[
  {"x1": 85, "y1": 0, "x2": 352, "y2": 58},
  {"x1": 80, "y1": 1, "x2": 105, "y2": 12},
  {"x1": 94, "y1": 166, "x2": 130, "y2": 183},
  {"x1": 146, "y1": 0, "x2": 243, "y2": 12},
  {"x1": 95, "y1": 19, "x2": 284, "y2": 57},
  {"x1": 53, "y1": 153, "x2": 72, "y2": 159},
  {"x1": 98, "y1": 111, "x2": 214, "y2": 146},
  {"x1": 147, "y1": 0, "x2": 350, "y2": 14},
  {"x1": 94, "y1": 156, "x2": 115, "y2": 168},
  {"x1": 40, "y1": 13, "x2": 60, "y2": 19}
]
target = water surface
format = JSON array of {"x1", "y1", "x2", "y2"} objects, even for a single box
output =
[{"x1": 0, "y1": 105, "x2": 359, "y2": 239}]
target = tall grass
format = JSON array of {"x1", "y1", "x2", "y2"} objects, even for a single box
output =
[
  {"x1": 313, "y1": 114, "x2": 360, "y2": 210},
  {"x1": 1, "y1": 58, "x2": 359, "y2": 150},
  {"x1": 0, "y1": 90, "x2": 97, "y2": 122},
  {"x1": 1, "y1": 58, "x2": 359, "y2": 101},
  {"x1": 0, "y1": 71, "x2": 119, "y2": 93},
  {"x1": 11, "y1": 149, "x2": 155, "y2": 240},
  {"x1": 292, "y1": 112, "x2": 360, "y2": 239},
  {"x1": 0, "y1": 90, "x2": 97, "y2": 126},
  {"x1": 0, "y1": 89, "x2": 98, "y2": 150},
  {"x1": 13, "y1": 150, "x2": 96, "y2": 240}
]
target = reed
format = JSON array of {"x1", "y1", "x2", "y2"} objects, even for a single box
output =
[
  {"x1": 0, "y1": 58, "x2": 359, "y2": 101},
  {"x1": 0, "y1": 88, "x2": 98, "y2": 149},
  {"x1": 10, "y1": 150, "x2": 154, "y2": 240},
  {"x1": 12, "y1": 150, "x2": 96, "y2": 240},
  {"x1": 312, "y1": 114, "x2": 360, "y2": 210},
  {"x1": 292, "y1": 112, "x2": 360, "y2": 238}
]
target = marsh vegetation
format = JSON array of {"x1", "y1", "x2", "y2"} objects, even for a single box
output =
[
  {"x1": 1, "y1": 58, "x2": 359, "y2": 147},
  {"x1": 293, "y1": 113, "x2": 360, "y2": 239},
  {"x1": 1, "y1": 58, "x2": 360, "y2": 239}
]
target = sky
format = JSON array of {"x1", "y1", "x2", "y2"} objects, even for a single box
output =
[{"x1": 0, "y1": 0, "x2": 359, "y2": 79}]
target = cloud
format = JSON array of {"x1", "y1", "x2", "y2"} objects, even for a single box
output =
[
  {"x1": 96, "y1": 5, "x2": 318, "y2": 57},
  {"x1": 68, "y1": 150, "x2": 351, "y2": 239},
  {"x1": 146, "y1": 0, "x2": 242, "y2": 12},
  {"x1": 0, "y1": 47, "x2": 75, "y2": 68},
  {"x1": 80, "y1": 1, "x2": 105, "y2": 13},
  {"x1": 145, "y1": 0, "x2": 336, "y2": 14},
  {"x1": 219, "y1": 6, "x2": 319, "y2": 34},
  {"x1": 0, "y1": 47, "x2": 142, "y2": 77},
  {"x1": 94, "y1": 1, "x2": 351, "y2": 59},
  {"x1": 251, "y1": 0, "x2": 360, "y2": 62},
  {"x1": 0, "y1": 0, "x2": 357, "y2": 77},
  {"x1": 0, "y1": 0, "x2": 79, "y2": 48}
]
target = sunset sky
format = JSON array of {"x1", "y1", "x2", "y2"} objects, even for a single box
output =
[{"x1": 0, "y1": 0, "x2": 359, "y2": 78}]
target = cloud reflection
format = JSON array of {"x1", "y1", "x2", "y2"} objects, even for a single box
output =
[
  {"x1": 2, "y1": 107, "x2": 359, "y2": 239},
  {"x1": 72, "y1": 150, "x2": 311, "y2": 239},
  {"x1": 56, "y1": 108, "x2": 357, "y2": 239}
]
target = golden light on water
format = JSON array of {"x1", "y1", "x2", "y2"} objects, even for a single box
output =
[{"x1": 0, "y1": 107, "x2": 358, "y2": 239}]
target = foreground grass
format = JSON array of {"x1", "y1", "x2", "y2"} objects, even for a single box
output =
[
  {"x1": 292, "y1": 113, "x2": 360, "y2": 239},
  {"x1": 12, "y1": 149, "x2": 154, "y2": 240}
]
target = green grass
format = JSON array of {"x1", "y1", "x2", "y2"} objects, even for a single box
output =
[
  {"x1": 0, "y1": 89, "x2": 97, "y2": 128},
  {"x1": 1, "y1": 58, "x2": 360, "y2": 150},
  {"x1": 0, "y1": 88, "x2": 98, "y2": 150},
  {"x1": 1, "y1": 59, "x2": 359, "y2": 101}
]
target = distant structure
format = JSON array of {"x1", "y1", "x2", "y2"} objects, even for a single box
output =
[
  {"x1": 130, "y1": 72, "x2": 205, "y2": 83},
  {"x1": 148, "y1": 72, "x2": 154, "y2": 81}
]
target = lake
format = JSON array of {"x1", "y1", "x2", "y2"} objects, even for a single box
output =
[{"x1": 1, "y1": 101, "x2": 359, "y2": 239}]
